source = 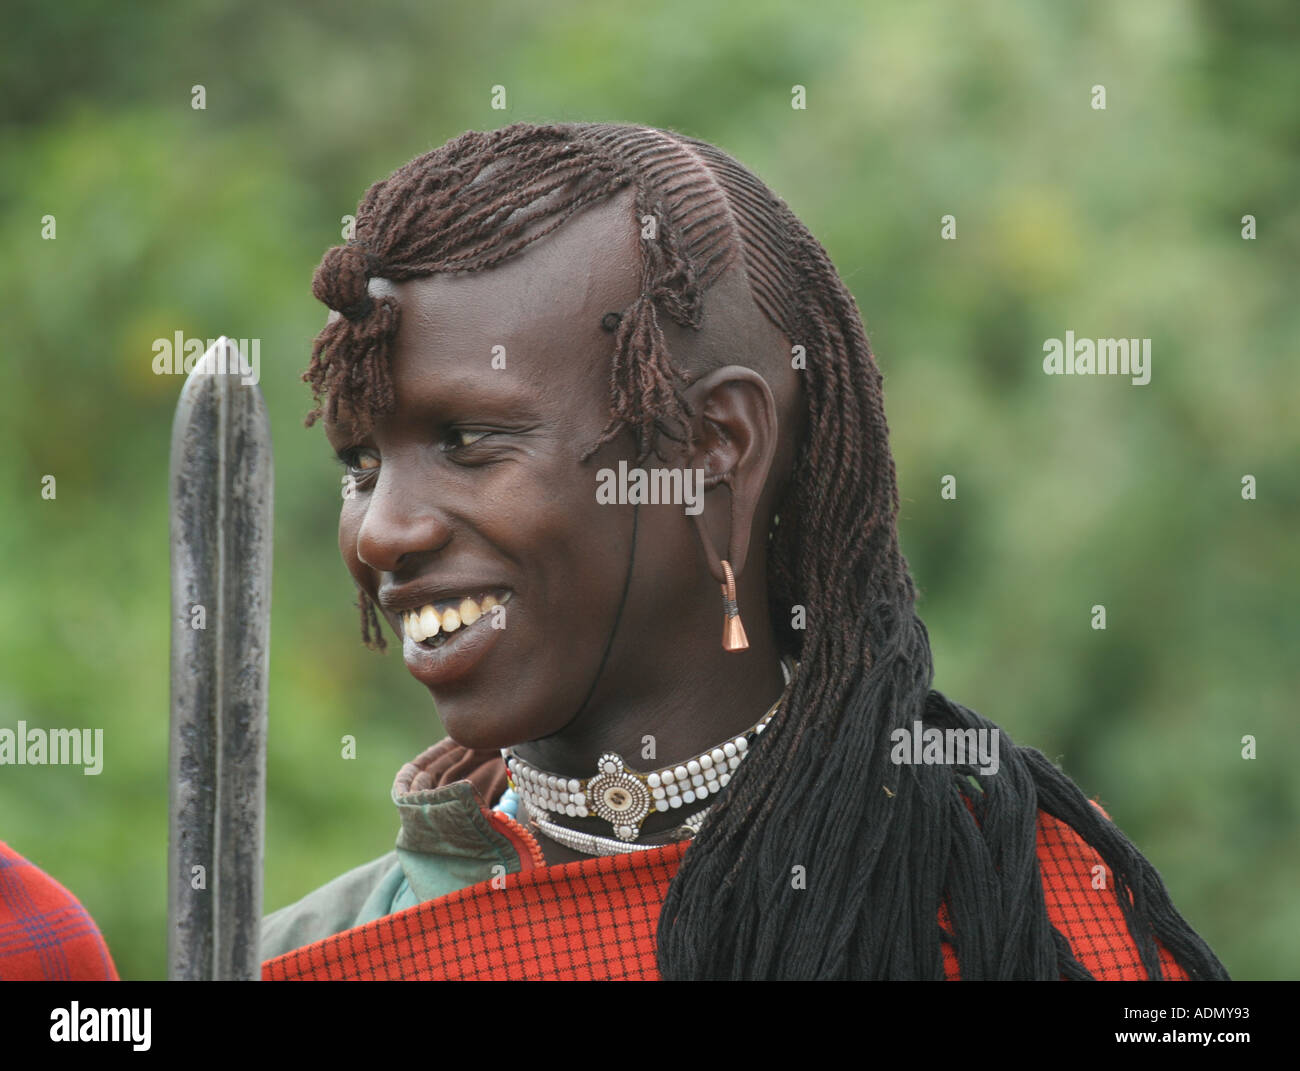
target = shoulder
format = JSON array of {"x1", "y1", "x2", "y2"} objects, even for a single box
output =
[
  {"x1": 939, "y1": 804, "x2": 1191, "y2": 980},
  {"x1": 1035, "y1": 803, "x2": 1189, "y2": 980},
  {"x1": 0, "y1": 840, "x2": 119, "y2": 980},
  {"x1": 260, "y1": 851, "x2": 404, "y2": 962}
]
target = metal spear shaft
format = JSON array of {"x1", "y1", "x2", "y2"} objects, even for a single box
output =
[{"x1": 167, "y1": 337, "x2": 273, "y2": 980}]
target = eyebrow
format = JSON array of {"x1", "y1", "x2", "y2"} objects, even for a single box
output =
[
  {"x1": 324, "y1": 370, "x2": 547, "y2": 445},
  {"x1": 406, "y1": 369, "x2": 544, "y2": 420}
]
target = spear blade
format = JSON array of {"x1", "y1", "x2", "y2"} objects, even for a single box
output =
[{"x1": 167, "y1": 337, "x2": 273, "y2": 980}]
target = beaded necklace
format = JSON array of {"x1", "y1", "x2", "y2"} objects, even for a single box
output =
[{"x1": 504, "y1": 658, "x2": 794, "y2": 855}]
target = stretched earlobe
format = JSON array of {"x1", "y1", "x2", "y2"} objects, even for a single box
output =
[
  {"x1": 682, "y1": 366, "x2": 779, "y2": 653},
  {"x1": 691, "y1": 480, "x2": 750, "y2": 653}
]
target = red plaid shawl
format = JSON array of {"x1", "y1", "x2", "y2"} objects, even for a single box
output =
[
  {"x1": 0, "y1": 841, "x2": 119, "y2": 981},
  {"x1": 263, "y1": 807, "x2": 1189, "y2": 981}
]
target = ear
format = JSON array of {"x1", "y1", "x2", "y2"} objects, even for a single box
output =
[{"x1": 679, "y1": 366, "x2": 779, "y2": 584}]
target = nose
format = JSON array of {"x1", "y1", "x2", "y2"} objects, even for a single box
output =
[{"x1": 354, "y1": 462, "x2": 452, "y2": 573}]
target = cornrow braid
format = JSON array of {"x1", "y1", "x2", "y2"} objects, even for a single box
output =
[{"x1": 304, "y1": 121, "x2": 1228, "y2": 981}]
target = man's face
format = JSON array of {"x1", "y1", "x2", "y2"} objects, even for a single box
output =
[{"x1": 324, "y1": 190, "x2": 687, "y2": 749}]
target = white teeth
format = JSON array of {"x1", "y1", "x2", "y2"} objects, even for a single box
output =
[
  {"x1": 441, "y1": 607, "x2": 461, "y2": 632},
  {"x1": 458, "y1": 598, "x2": 481, "y2": 626},
  {"x1": 407, "y1": 611, "x2": 426, "y2": 643},
  {"x1": 419, "y1": 606, "x2": 441, "y2": 637}
]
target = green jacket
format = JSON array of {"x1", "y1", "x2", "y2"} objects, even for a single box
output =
[{"x1": 259, "y1": 751, "x2": 530, "y2": 963}]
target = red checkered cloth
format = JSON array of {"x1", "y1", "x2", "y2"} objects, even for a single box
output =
[
  {"x1": 0, "y1": 841, "x2": 119, "y2": 981},
  {"x1": 939, "y1": 809, "x2": 1189, "y2": 980},
  {"x1": 263, "y1": 807, "x2": 1189, "y2": 981},
  {"x1": 265, "y1": 839, "x2": 680, "y2": 980}
]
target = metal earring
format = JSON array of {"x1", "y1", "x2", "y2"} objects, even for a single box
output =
[{"x1": 720, "y1": 560, "x2": 749, "y2": 652}]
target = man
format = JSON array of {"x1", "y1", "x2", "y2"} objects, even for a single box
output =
[{"x1": 261, "y1": 122, "x2": 1227, "y2": 980}]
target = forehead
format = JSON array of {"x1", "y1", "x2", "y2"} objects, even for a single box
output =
[{"x1": 374, "y1": 188, "x2": 642, "y2": 412}]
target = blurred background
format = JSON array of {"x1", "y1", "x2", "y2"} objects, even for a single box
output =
[{"x1": 1, "y1": 0, "x2": 1295, "y2": 980}]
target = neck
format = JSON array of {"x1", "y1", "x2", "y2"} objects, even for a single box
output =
[
  {"x1": 510, "y1": 632, "x2": 788, "y2": 866},
  {"x1": 513, "y1": 632, "x2": 785, "y2": 775}
]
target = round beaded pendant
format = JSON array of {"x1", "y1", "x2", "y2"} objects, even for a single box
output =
[{"x1": 587, "y1": 754, "x2": 652, "y2": 840}]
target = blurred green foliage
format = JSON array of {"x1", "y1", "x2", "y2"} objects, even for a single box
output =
[{"x1": 1, "y1": 0, "x2": 1296, "y2": 980}]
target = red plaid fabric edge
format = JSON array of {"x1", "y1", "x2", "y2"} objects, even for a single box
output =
[
  {"x1": 265, "y1": 806, "x2": 1191, "y2": 981},
  {"x1": 0, "y1": 842, "x2": 119, "y2": 981},
  {"x1": 939, "y1": 805, "x2": 1189, "y2": 980},
  {"x1": 263, "y1": 841, "x2": 687, "y2": 980}
]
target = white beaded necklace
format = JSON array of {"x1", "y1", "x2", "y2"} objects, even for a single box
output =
[
  {"x1": 526, "y1": 806, "x2": 710, "y2": 858},
  {"x1": 505, "y1": 659, "x2": 794, "y2": 852}
]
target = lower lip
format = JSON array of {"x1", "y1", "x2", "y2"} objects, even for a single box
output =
[{"x1": 401, "y1": 600, "x2": 509, "y2": 689}]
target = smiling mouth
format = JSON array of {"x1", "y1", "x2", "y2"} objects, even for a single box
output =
[{"x1": 401, "y1": 590, "x2": 512, "y2": 649}]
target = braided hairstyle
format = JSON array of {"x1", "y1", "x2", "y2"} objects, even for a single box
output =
[{"x1": 305, "y1": 121, "x2": 1228, "y2": 980}]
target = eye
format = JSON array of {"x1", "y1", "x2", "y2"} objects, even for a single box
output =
[
  {"x1": 444, "y1": 428, "x2": 491, "y2": 451},
  {"x1": 336, "y1": 448, "x2": 380, "y2": 479}
]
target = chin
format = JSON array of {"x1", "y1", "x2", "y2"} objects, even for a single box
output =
[
  {"x1": 437, "y1": 705, "x2": 531, "y2": 753},
  {"x1": 437, "y1": 696, "x2": 575, "y2": 754}
]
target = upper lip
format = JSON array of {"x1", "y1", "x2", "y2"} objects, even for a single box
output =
[{"x1": 377, "y1": 581, "x2": 511, "y2": 615}]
